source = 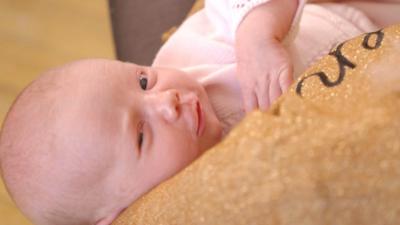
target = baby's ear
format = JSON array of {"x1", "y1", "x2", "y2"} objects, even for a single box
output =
[{"x1": 95, "y1": 211, "x2": 121, "y2": 225}]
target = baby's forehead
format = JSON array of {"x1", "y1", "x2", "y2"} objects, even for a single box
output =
[
  {"x1": 63, "y1": 59, "x2": 129, "y2": 79},
  {"x1": 51, "y1": 59, "x2": 136, "y2": 93}
]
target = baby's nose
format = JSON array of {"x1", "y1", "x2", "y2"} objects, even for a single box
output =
[{"x1": 153, "y1": 90, "x2": 180, "y2": 122}]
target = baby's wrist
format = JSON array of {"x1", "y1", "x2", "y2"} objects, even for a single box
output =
[{"x1": 236, "y1": 0, "x2": 298, "y2": 41}]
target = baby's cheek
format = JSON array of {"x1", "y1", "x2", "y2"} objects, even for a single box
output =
[{"x1": 171, "y1": 144, "x2": 199, "y2": 165}]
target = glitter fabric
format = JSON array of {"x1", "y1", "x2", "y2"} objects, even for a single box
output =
[{"x1": 112, "y1": 24, "x2": 400, "y2": 225}]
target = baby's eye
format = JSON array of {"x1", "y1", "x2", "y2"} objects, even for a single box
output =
[
  {"x1": 137, "y1": 121, "x2": 145, "y2": 151},
  {"x1": 139, "y1": 74, "x2": 148, "y2": 90},
  {"x1": 138, "y1": 131, "x2": 144, "y2": 150}
]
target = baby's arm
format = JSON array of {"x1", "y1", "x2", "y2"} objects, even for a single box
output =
[{"x1": 235, "y1": 0, "x2": 298, "y2": 112}]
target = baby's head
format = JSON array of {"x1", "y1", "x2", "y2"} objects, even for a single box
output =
[{"x1": 0, "y1": 59, "x2": 223, "y2": 225}]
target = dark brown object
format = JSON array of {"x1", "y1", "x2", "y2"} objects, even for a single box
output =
[{"x1": 108, "y1": 0, "x2": 195, "y2": 65}]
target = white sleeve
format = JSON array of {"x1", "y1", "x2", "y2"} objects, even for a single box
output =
[
  {"x1": 205, "y1": 0, "x2": 307, "y2": 42},
  {"x1": 205, "y1": 0, "x2": 270, "y2": 42}
]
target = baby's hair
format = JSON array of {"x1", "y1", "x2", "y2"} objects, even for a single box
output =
[
  {"x1": 0, "y1": 63, "x2": 105, "y2": 225},
  {"x1": 0, "y1": 70, "x2": 69, "y2": 224}
]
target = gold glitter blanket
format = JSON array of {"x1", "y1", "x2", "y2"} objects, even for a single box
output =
[{"x1": 112, "y1": 24, "x2": 400, "y2": 225}]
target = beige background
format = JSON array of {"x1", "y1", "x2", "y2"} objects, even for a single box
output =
[{"x1": 0, "y1": 0, "x2": 114, "y2": 223}]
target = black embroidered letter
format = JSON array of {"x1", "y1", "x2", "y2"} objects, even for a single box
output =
[
  {"x1": 362, "y1": 29, "x2": 384, "y2": 50},
  {"x1": 296, "y1": 43, "x2": 356, "y2": 96}
]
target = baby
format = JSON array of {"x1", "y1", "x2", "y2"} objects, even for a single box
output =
[
  {"x1": 0, "y1": 59, "x2": 224, "y2": 225},
  {"x1": 1, "y1": 0, "x2": 399, "y2": 225}
]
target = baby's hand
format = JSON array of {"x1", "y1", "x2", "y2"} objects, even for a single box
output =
[
  {"x1": 235, "y1": 0, "x2": 297, "y2": 112},
  {"x1": 236, "y1": 37, "x2": 293, "y2": 112}
]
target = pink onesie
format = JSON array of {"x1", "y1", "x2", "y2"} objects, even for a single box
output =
[{"x1": 152, "y1": 0, "x2": 383, "y2": 134}]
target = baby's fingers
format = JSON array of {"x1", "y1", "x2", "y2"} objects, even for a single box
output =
[
  {"x1": 242, "y1": 90, "x2": 258, "y2": 113},
  {"x1": 268, "y1": 75, "x2": 282, "y2": 109},
  {"x1": 256, "y1": 77, "x2": 271, "y2": 111},
  {"x1": 269, "y1": 67, "x2": 293, "y2": 106},
  {"x1": 279, "y1": 67, "x2": 293, "y2": 93}
]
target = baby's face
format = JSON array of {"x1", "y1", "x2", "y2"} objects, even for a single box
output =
[{"x1": 50, "y1": 59, "x2": 223, "y2": 222}]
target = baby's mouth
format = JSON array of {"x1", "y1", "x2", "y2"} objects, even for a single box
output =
[
  {"x1": 196, "y1": 101, "x2": 205, "y2": 137},
  {"x1": 181, "y1": 92, "x2": 205, "y2": 137}
]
